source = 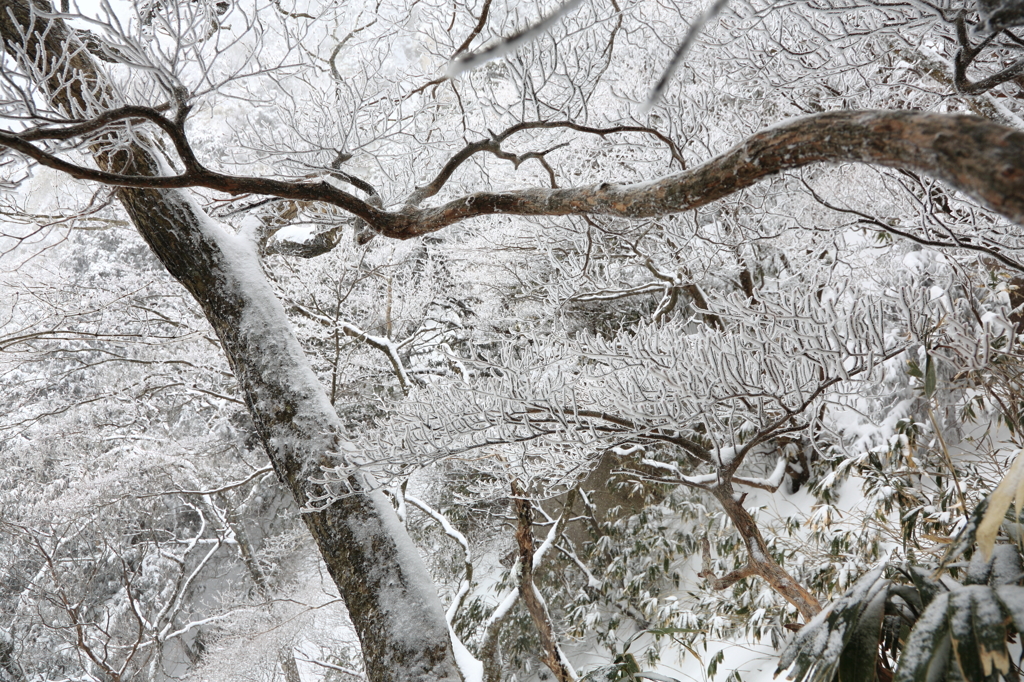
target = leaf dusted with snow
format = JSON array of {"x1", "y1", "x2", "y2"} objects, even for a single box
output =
[
  {"x1": 994, "y1": 586, "x2": 1024, "y2": 635},
  {"x1": 776, "y1": 568, "x2": 889, "y2": 682},
  {"x1": 894, "y1": 592, "x2": 951, "y2": 682},
  {"x1": 939, "y1": 498, "x2": 990, "y2": 569},
  {"x1": 896, "y1": 586, "x2": 1016, "y2": 682},
  {"x1": 837, "y1": 582, "x2": 888, "y2": 682}
]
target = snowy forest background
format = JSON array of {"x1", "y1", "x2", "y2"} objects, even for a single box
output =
[{"x1": 3, "y1": 0, "x2": 1024, "y2": 680}]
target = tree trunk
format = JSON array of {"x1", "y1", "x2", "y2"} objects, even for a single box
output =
[
  {"x1": 0, "y1": 3, "x2": 462, "y2": 680},
  {"x1": 711, "y1": 483, "x2": 822, "y2": 622}
]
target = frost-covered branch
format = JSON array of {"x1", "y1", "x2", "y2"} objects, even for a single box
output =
[
  {"x1": 404, "y1": 495, "x2": 473, "y2": 625},
  {"x1": 3, "y1": 112, "x2": 1024, "y2": 236},
  {"x1": 289, "y1": 302, "x2": 413, "y2": 393}
]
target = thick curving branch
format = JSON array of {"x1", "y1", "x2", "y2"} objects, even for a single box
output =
[{"x1": 3, "y1": 111, "x2": 1024, "y2": 241}]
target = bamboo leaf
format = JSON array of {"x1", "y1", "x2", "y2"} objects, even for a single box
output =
[
  {"x1": 978, "y1": 451, "x2": 1024, "y2": 561},
  {"x1": 948, "y1": 589, "x2": 986, "y2": 681},
  {"x1": 924, "y1": 353, "x2": 936, "y2": 397},
  {"x1": 837, "y1": 582, "x2": 888, "y2": 682},
  {"x1": 894, "y1": 592, "x2": 951, "y2": 682}
]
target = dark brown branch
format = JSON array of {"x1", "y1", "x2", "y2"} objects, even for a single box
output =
[
  {"x1": 272, "y1": 0, "x2": 316, "y2": 19},
  {"x1": 521, "y1": 406, "x2": 715, "y2": 462},
  {"x1": 956, "y1": 54, "x2": 1024, "y2": 94},
  {"x1": 404, "y1": 120, "x2": 684, "y2": 205},
  {"x1": 698, "y1": 535, "x2": 756, "y2": 590},
  {"x1": 710, "y1": 484, "x2": 822, "y2": 620},
  {"x1": 953, "y1": 14, "x2": 1024, "y2": 94},
  {"x1": 15, "y1": 104, "x2": 173, "y2": 142},
  {"x1": 452, "y1": 0, "x2": 492, "y2": 57},
  {"x1": 3, "y1": 112, "x2": 1024, "y2": 243},
  {"x1": 0, "y1": 127, "x2": 384, "y2": 221},
  {"x1": 329, "y1": 149, "x2": 380, "y2": 199}
]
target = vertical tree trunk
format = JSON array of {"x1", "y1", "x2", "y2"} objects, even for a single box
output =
[{"x1": 0, "y1": 3, "x2": 462, "y2": 680}]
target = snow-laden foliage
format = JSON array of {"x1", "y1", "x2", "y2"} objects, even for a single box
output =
[{"x1": 3, "y1": 0, "x2": 1024, "y2": 679}]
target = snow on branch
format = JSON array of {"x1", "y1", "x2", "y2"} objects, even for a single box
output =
[{"x1": 347, "y1": 283, "x2": 920, "y2": 500}]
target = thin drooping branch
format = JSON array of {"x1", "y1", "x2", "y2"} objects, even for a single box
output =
[
  {"x1": 13, "y1": 103, "x2": 174, "y2": 142},
  {"x1": 404, "y1": 495, "x2": 473, "y2": 624},
  {"x1": 519, "y1": 406, "x2": 715, "y2": 462},
  {"x1": 801, "y1": 178, "x2": 1024, "y2": 273},
  {"x1": 287, "y1": 302, "x2": 413, "y2": 393},
  {"x1": 3, "y1": 111, "x2": 1023, "y2": 239}
]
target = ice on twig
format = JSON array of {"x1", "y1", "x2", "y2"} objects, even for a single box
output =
[{"x1": 447, "y1": 0, "x2": 584, "y2": 78}]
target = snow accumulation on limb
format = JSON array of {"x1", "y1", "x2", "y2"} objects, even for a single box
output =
[
  {"x1": 404, "y1": 495, "x2": 473, "y2": 624},
  {"x1": 732, "y1": 456, "x2": 789, "y2": 492},
  {"x1": 0, "y1": 4, "x2": 465, "y2": 680},
  {"x1": 512, "y1": 489, "x2": 577, "y2": 682},
  {"x1": 286, "y1": 302, "x2": 414, "y2": 393}
]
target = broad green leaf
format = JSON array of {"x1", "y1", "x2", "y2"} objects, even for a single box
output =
[
  {"x1": 924, "y1": 353, "x2": 936, "y2": 397},
  {"x1": 948, "y1": 589, "x2": 987, "y2": 681},
  {"x1": 837, "y1": 581, "x2": 888, "y2": 682},
  {"x1": 904, "y1": 567, "x2": 941, "y2": 610},
  {"x1": 988, "y1": 544, "x2": 1023, "y2": 586},
  {"x1": 777, "y1": 568, "x2": 887, "y2": 682},
  {"x1": 968, "y1": 588, "x2": 1011, "y2": 679},
  {"x1": 894, "y1": 592, "x2": 950, "y2": 682}
]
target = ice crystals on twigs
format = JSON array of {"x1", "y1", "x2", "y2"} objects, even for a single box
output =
[
  {"x1": 641, "y1": 0, "x2": 730, "y2": 114},
  {"x1": 447, "y1": 0, "x2": 585, "y2": 77}
]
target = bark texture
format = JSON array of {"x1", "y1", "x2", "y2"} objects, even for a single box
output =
[
  {"x1": 0, "y1": 3, "x2": 462, "y2": 680},
  {"x1": 710, "y1": 483, "x2": 822, "y2": 621},
  {"x1": 513, "y1": 492, "x2": 576, "y2": 682},
  {"x1": 3, "y1": 108, "x2": 1024, "y2": 237}
]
